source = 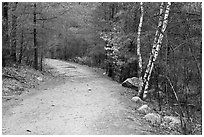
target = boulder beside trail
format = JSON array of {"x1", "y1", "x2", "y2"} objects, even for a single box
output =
[
  {"x1": 122, "y1": 77, "x2": 143, "y2": 88},
  {"x1": 137, "y1": 104, "x2": 151, "y2": 114},
  {"x1": 131, "y1": 96, "x2": 146, "y2": 104},
  {"x1": 144, "y1": 113, "x2": 161, "y2": 125}
]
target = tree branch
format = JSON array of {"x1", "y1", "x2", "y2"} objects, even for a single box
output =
[{"x1": 36, "y1": 9, "x2": 70, "y2": 21}]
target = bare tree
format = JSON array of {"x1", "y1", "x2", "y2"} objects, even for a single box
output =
[
  {"x1": 10, "y1": 2, "x2": 18, "y2": 62},
  {"x1": 33, "y1": 3, "x2": 38, "y2": 70},
  {"x1": 2, "y1": 2, "x2": 9, "y2": 67}
]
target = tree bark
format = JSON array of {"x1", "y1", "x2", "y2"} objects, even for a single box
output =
[
  {"x1": 10, "y1": 2, "x2": 18, "y2": 62},
  {"x1": 111, "y1": 3, "x2": 115, "y2": 19},
  {"x1": 138, "y1": 2, "x2": 165, "y2": 99},
  {"x1": 33, "y1": 3, "x2": 38, "y2": 70},
  {"x1": 2, "y1": 2, "x2": 9, "y2": 67},
  {"x1": 40, "y1": 52, "x2": 43, "y2": 71},
  {"x1": 18, "y1": 30, "x2": 24, "y2": 64},
  {"x1": 138, "y1": 2, "x2": 171, "y2": 99},
  {"x1": 136, "y1": 2, "x2": 144, "y2": 79}
]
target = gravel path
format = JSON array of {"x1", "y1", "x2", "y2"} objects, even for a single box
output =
[{"x1": 2, "y1": 59, "x2": 155, "y2": 135}]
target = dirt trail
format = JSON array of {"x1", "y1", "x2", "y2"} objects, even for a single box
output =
[{"x1": 2, "y1": 59, "x2": 155, "y2": 135}]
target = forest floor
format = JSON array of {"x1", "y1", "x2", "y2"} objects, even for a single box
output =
[{"x1": 1, "y1": 58, "x2": 168, "y2": 135}]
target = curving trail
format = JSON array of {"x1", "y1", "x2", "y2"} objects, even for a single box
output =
[{"x1": 2, "y1": 59, "x2": 155, "y2": 135}]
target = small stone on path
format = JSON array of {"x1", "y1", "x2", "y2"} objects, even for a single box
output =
[{"x1": 26, "y1": 129, "x2": 31, "y2": 132}]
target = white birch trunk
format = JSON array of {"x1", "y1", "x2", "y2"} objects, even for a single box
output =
[
  {"x1": 137, "y1": 2, "x2": 144, "y2": 79},
  {"x1": 137, "y1": 2, "x2": 165, "y2": 98},
  {"x1": 138, "y1": 2, "x2": 171, "y2": 99}
]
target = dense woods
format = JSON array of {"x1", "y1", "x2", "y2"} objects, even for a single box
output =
[{"x1": 2, "y1": 2, "x2": 202, "y2": 134}]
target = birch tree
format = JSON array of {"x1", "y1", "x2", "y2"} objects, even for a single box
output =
[
  {"x1": 138, "y1": 2, "x2": 171, "y2": 99},
  {"x1": 136, "y1": 2, "x2": 144, "y2": 79}
]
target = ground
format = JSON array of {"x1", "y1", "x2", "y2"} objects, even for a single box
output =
[{"x1": 2, "y1": 59, "x2": 160, "y2": 135}]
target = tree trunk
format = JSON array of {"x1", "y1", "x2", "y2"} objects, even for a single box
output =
[
  {"x1": 10, "y1": 2, "x2": 18, "y2": 62},
  {"x1": 111, "y1": 3, "x2": 115, "y2": 19},
  {"x1": 138, "y1": 2, "x2": 171, "y2": 99},
  {"x1": 138, "y1": 2, "x2": 165, "y2": 99},
  {"x1": 40, "y1": 52, "x2": 43, "y2": 71},
  {"x1": 136, "y1": 2, "x2": 144, "y2": 80},
  {"x1": 33, "y1": 3, "x2": 38, "y2": 70},
  {"x1": 18, "y1": 30, "x2": 24, "y2": 64},
  {"x1": 2, "y1": 2, "x2": 9, "y2": 67}
]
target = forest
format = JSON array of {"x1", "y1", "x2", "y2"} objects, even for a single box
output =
[{"x1": 2, "y1": 2, "x2": 202, "y2": 135}]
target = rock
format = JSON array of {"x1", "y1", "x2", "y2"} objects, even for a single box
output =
[
  {"x1": 144, "y1": 113, "x2": 161, "y2": 125},
  {"x1": 137, "y1": 104, "x2": 151, "y2": 114},
  {"x1": 162, "y1": 116, "x2": 181, "y2": 129},
  {"x1": 37, "y1": 77, "x2": 43, "y2": 81},
  {"x1": 26, "y1": 129, "x2": 31, "y2": 132},
  {"x1": 131, "y1": 96, "x2": 145, "y2": 104},
  {"x1": 122, "y1": 77, "x2": 143, "y2": 88}
]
